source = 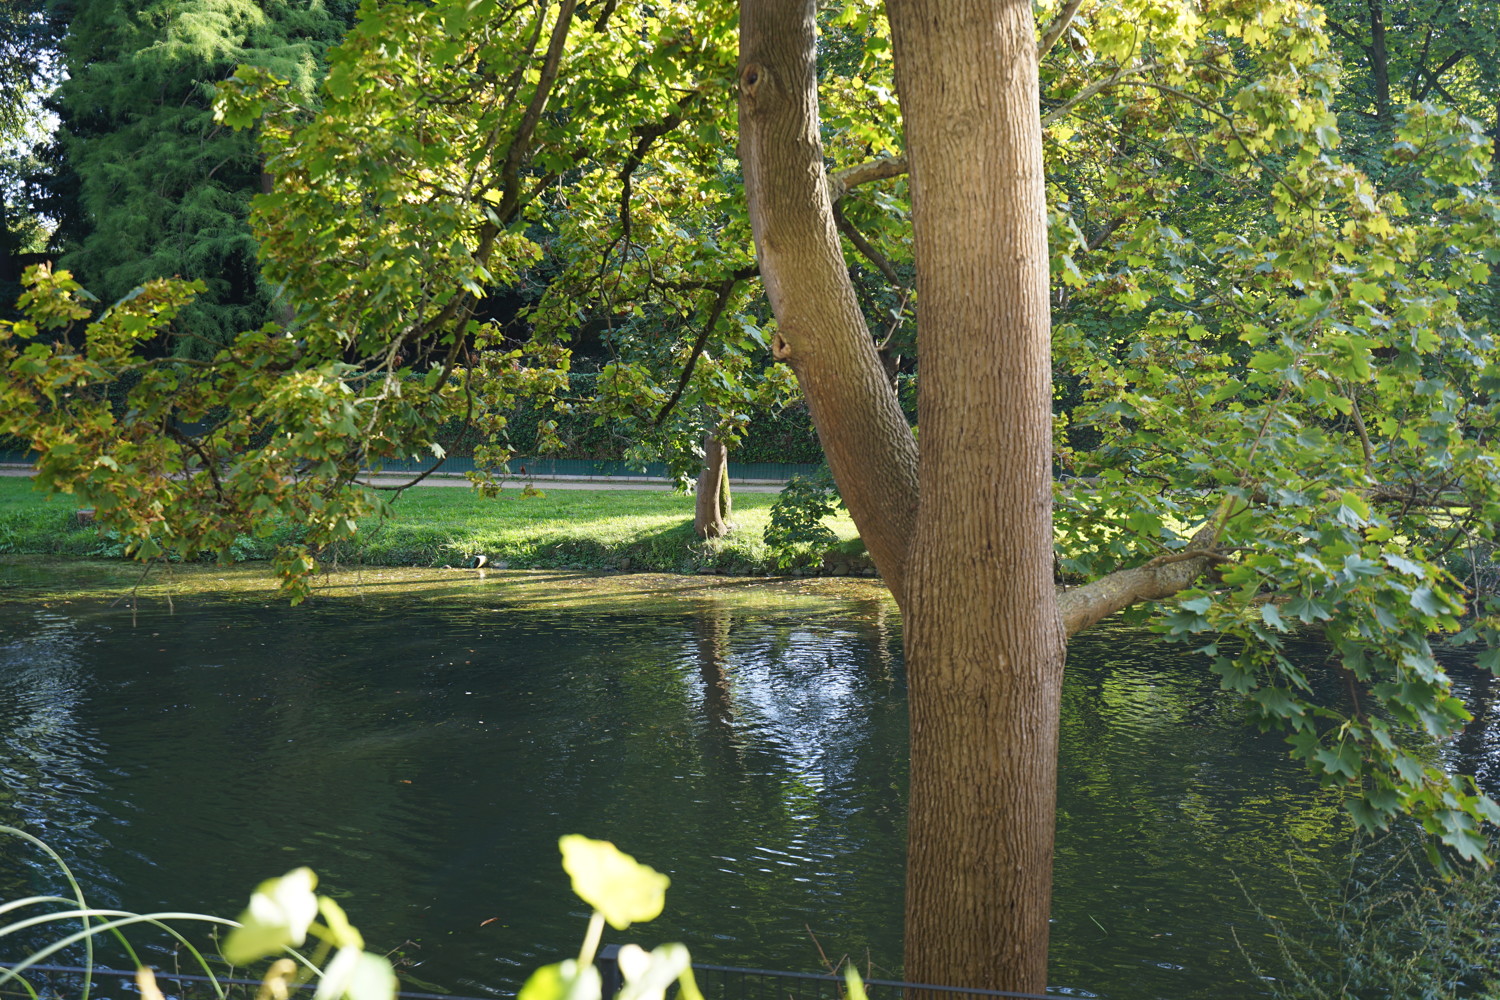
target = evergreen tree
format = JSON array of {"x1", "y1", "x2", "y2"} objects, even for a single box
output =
[
  {"x1": 44, "y1": 0, "x2": 350, "y2": 355},
  {"x1": 0, "y1": 0, "x2": 53, "y2": 144},
  {"x1": 0, "y1": 0, "x2": 59, "y2": 314}
]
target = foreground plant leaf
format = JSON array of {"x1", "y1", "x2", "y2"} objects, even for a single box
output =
[
  {"x1": 222, "y1": 867, "x2": 319, "y2": 966},
  {"x1": 558, "y1": 835, "x2": 669, "y2": 930}
]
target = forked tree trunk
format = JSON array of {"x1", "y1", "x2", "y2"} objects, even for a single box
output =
[
  {"x1": 694, "y1": 432, "x2": 732, "y2": 539},
  {"x1": 740, "y1": 0, "x2": 1064, "y2": 994},
  {"x1": 886, "y1": 2, "x2": 1064, "y2": 994},
  {"x1": 737, "y1": 0, "x2": 919, "y2": 606}
]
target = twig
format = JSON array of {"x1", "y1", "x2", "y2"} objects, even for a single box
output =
[
  {"x1": 653, "y1": 275, "x2": 745, "y2": 427},
  {"x1": 832, "y1": 202, "x2": 904, "y2": 289}
]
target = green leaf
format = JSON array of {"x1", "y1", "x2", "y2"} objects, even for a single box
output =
[
  {"x1": 1333, "y1": 491, "x2": 1370, "y2": 526},
  {"x1": 1410, "y1": 587, "x2": 1444, "y2": 617},
  {"x1": 844, "y1": 968, "x2": 870, "y2": 1000},
  {"x1": 1211, "y1": 656, "x2": 1256, "y2": 693},
  {"x1": 1476, "y1": 648, "x2": 1500, "y2": 675},
  {"x1": 1283, "y1": 594, "x2": 1333, "y2": 623},
  {"x1": 1252, "y1": 686, "x2": 1306, "y2": 719},
  {"x1": 318, "y1": 896, "x2": 364, "y2": 951},
  {"x1": 222, "y1": 868, "x2": 319, "y2": 966},
  {"x1": 1382, "y1": 552, "x2": 1426, "y2": 577},
  {"x1": 313, "y1": 948, "x2": 397, "y2": 1000},
  {"x1": 559, "y1": 835, "x2": 669, "y2": 930},
  {"x1": 1437, "y1": 816, "x2": 1490, "y2": 864},
  {"x1": 1313, "y1": 741, "x2": 1360, "y2": 780},
  {"x1": 519, "y1": 961, "x2": 602, "y2": 1000},
  {"x1": 616, "y1": 943, "x2": 695, "y2": 1000}
]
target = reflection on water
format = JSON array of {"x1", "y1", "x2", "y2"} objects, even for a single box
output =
[
  {"x1": 0, "y1": 612, "x2": 116, "y2": 901},
  {"x1": 0, "y1": 571, "x2": 1491, "y2": 999},
  {"x1": 0, "y1": 586, "x2": 909, "y2": 997}
]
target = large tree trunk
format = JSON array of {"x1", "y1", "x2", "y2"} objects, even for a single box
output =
[
  {"x1": 737, "y1": 0, "x2": 919, "y2": 607},
  {"x1": 694, "y1": 432, "x2": 732, "y2": 539},
  {"x1": 740, "y1": 0, "x2": 1064, "y2": 994},
  {"x1": 886, "y1": 2, "x2": 1064, "y2": 994}
]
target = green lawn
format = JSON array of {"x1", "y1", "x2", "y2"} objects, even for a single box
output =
[{"x1": 0, "y1": 477, "x2": 863, "y2": 575}]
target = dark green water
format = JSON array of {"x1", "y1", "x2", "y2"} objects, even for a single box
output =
[{"x1": 0, "y1": 567, "x2": 1491, "y2": 998}]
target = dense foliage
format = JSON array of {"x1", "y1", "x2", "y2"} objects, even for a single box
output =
[{"x1": 5, "y1": 0, "x2": 1500, "y2": 895}]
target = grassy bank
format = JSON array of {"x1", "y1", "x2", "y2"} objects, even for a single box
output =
[{"x1": 0, "y1": 476, "x2": 868, "y2": 576}]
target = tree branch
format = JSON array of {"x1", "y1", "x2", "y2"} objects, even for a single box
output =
[
  {"x1": 1414, "y1": 48, "x2": 1470, "y2": 101},
  {"x1": 498, "y1": 0, "x2": 579, "y2": 220},
  {"x1": 618, "y1": 93, "x2": 697, "y2": 248},
  {"x1": 591, "y1": 0, "x2": 620, "y2": 32},
  {"x1": 1321, "y1": 15, "x2": 1364, "y2": 47},
  {"x1": 832, "y1": 201, "x2": 904, "y2": 288},
  {"x1": 1085, "y1": 216, "x2": 1125, "y2": 252},
  {"x1": 167, "y1": 424, "x2": 225, "y2": 500},
  {"x1": 1038, "y1": 0, "x2": 1085, "y2": 57},
  {"x1": 1057, "y1": 519, "x2": 1224, "y2": 636},
  {"x1": 827, "y1": 155, "x2": 908, "y2": 203},
  {"x1": 1350, "y1": 388, "x2": 1374, "y2": 469},
  {"x1": 660, "y1": 264, "x2": 758, "y2": 291},
  {"x1": 1041, "y1": 61, "x2": 1159, "y2": 128},
  {"x1": 653, "y1": 274, "x2": 744, "y2": 427},
  {"x1": 1057, "y1": 550, "x2": 1220, "y2": 636}
]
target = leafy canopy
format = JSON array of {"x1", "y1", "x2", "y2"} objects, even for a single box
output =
[{"x1": 5, "y1": 0, "x2": 1500, "y2": 861}]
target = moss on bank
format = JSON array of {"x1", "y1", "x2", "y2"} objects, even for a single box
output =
[
  {"x1": 0, "y1": 556, "x2": 894, "y2": 612},
  {"x1": 0, "y1": 476, "x2": 867, "y2": 577}
]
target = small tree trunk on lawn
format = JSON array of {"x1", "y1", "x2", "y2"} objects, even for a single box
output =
[
  {"x1": 719, "y1": 456, "x2": 733, "y2": 524},
  {"x1": 695, "y1": 432, "x2": 732, "y2": 539}
]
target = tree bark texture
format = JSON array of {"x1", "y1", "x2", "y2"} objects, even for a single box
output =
[
  {"x1": 694, "y1": 432, "x2": 731, "y2": 539},
  {"x1": 886, "y1": 2, "x2": 1065, "y2": 995},
  {"x1": 738, "y1": 0, "x2": 919, "y2": 608},
  {"x1": 737, "y1": 1, "x2": 1207, "y2": 992},
  {"x1": 1056, "y1": 551, "x2": 1218, "y2": 636}
]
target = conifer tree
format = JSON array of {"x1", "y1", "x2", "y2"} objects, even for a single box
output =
[
  {"x1": 0, "y1": 0, "x2": 58, "y2": 313},
  {"x1": 44, "y1": 0, "x2": 351, "y2": 355}
]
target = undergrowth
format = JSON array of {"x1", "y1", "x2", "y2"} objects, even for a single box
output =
[{"x1": 1240, "y1": 830, "x2": 1500, "y2": 1000}]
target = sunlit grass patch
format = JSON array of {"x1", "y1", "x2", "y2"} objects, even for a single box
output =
[{"x1": 0, "y1": 477, "x2": 862, "y2": 576}]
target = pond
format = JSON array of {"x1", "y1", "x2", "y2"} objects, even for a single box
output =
[{"x1": 0, "y1": 561, "x2": 1493, "y2": 999}]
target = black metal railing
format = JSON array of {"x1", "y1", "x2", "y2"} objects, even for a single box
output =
[
  {"x1": 607, "y1": 952, "x2": 1086, "y2": 1000},
  {"x1": 0, "y1": 960, "x2": 1093, "y2": 1000}
]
